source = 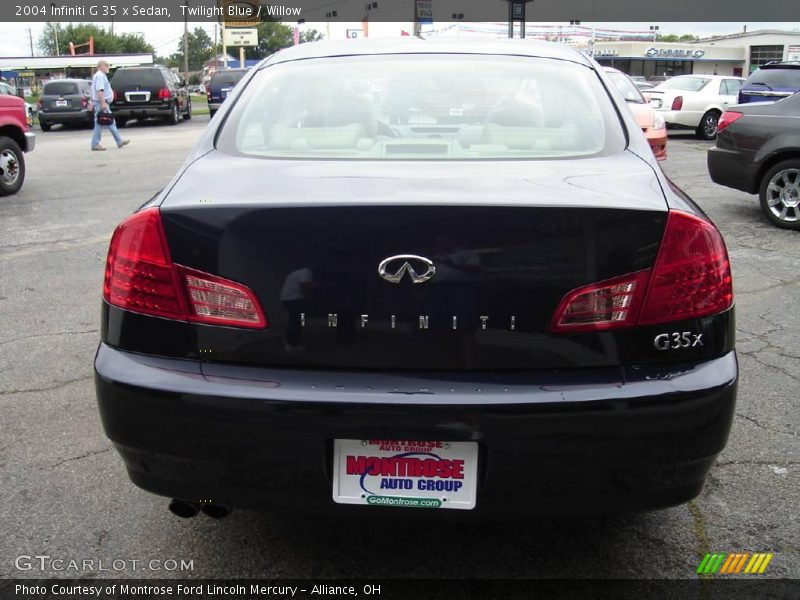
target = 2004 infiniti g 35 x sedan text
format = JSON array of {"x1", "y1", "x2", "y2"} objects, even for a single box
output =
[{"x1": 94, "y1": 38, "x2": 737, "y2": 518}]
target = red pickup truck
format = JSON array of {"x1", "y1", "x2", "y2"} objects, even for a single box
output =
[{"x1": 0, "y1": 93, "x2": 35, "y2": 196}]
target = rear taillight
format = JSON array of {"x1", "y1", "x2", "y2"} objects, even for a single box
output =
[
  {"x1": 103, "y1": 208, "x2": 267, "y2": 328},
  {"x1": 37, "y1": 99, "x2": 43, "y2": 109},
  {"x1": 157, "y1": 87, "x2": 171, "y2": 100},
  {"x1": 717, "y1": 111, "x2": 744, "y2": 133},
  {"x1": 637, "y1": 211, "x2": 732, "y2": 325},
  {"x1": 205, "y1": 85, "x2": 211, "y2": 100},
  {"x1": 178, "y1": 266, "x2": 266, "y2": 328},
  {"x1": 81, "y1": 97, "x2": 88, "y2": 109},
  {"x1": 671, "y1": 96, "x2": 684, "y2": 111},
  {"x1": 551, "y1": 211, "x2": 732, "y2": 333},
  {"x1": 551, "y1": 270, "x2": 650, "y2": 333}
]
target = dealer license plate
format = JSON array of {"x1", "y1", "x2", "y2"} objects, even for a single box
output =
[
  {"x1": 56, "y1": 99, "x2": 68, "y2": 107},
  {"x1": 332, "y1": 439, "x2": 478, "y2": 510}
]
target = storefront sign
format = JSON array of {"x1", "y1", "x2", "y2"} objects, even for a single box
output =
[
  {"x1": 645, "y1": 47, "x2": 706, "y2": 59},
  {"x1": 587, "y1": 49, "x2": 619, "y2": 57},
  {"x1": 788, "y1": 45, "x2": 800, "y2": 61}
]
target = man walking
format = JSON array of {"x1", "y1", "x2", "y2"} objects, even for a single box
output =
[{"x1": 90, "y1": 60, "x2": 129, "y2": 151}]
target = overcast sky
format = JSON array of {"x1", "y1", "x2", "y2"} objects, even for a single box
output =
[{"x1": 0, "y1": 21, "x2": 798, "y2": 58}]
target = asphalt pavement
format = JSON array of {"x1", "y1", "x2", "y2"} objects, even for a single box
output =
[{"x1": 0, "y1": 121, "x2": 797, "y2": 580}]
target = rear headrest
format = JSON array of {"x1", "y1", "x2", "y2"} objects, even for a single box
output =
[{"x1": 304, "y1": 94, "x2": 378, "y2": 137}]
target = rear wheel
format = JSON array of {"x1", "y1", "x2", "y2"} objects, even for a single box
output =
[
  {"x1": 183, "y1": 99, "x2": 192, "y2": 120},
  {"x1": 167, "y1": 103, "x2": 179, "y2": 125},
  {"x1": 39, "y1": 121, "x2": 51, "y2": 132},
  {"x1": 759, "y1": 159, "x2": 800, "y2": 230},
  {"x1": 209, "y1": 109, "x2": 217, "y2": 119},
  {"x1": 696, "y1": 110, "x2": 720, "y2": 140},
  {"x1": 0, "y1": 136, "x2": 25, "y2": 197},
  {"x1": 116, "y1": 118, "x2": 127, "y2": 128}
]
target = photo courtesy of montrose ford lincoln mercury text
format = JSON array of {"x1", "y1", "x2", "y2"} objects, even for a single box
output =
[{"x1": 94, "y1": 38, "x2": 737, "y2": 518}]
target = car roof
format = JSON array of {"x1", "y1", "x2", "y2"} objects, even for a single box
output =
[
  {"x1": 760, "y1": 62, "x2": 800, "y2": 69},
  {"x1": 261, "y1": 37, "x2": 593, "y2": 69},
  {"x1": 115, "y1": 66, "x2": 166, "y2": 71},
  {"x1": 668, "y1": 74, "x2": 742, "y2": 80}
]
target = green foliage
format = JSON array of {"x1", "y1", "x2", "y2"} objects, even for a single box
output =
[
  {"x1": 655, "y1": 34, "x2": 700, "y2": 43},
  {"x1": 38, "y1": 23, "x2": 153, "y2": 56},
  {"x1": 243, "y1": 22, "x2": 324, "y2": 60},
  {"x1": 167, "y1": 27, "x2": 215, "y2": 71}
]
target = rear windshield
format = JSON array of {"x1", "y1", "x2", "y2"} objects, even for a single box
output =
[
  {"x1": 212, "y1": 70, "x2": 247, "y2": 85},
  {"x1": 657, "y1": 77, "x2": 711, "y2": 92},
  {"x1": 606, "y1": 72, "x2": 645, "y2": 103},
  {"x1": 44, "y1": 81, "x2": 81, "y2": 96},
  {"x1": 746, "y1": 68, "x2": 800, "y2": 89},
  {"x1": 111, "y1": 69, "x2": 164, "y2": 87},
  {"x1": 217, "y1": 55, "x2": 624, "y2": 160}
]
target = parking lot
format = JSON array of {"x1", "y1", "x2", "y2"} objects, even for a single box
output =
[{"x1": 0, "y1": 118, "x2": 798, "y2": 580}]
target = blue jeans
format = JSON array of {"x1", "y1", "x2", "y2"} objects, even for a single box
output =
[{"x1": 91, "y1": 105, "x2": 123, "y2": 148}]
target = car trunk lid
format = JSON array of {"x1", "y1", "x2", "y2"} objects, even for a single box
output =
[{"x1": 157, "y1": 151, "x2": 668, "y2": 371}]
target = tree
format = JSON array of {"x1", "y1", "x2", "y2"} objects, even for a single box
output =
[
  {"x1": 38, "y1": 23, "x2": 153, "y2": 56},
  {"x1": 167, "y1": 27, "x2": 214, "y2": 71},
  {"x1": 242, "y1": 22, "x2": 323, "y2": 60}
]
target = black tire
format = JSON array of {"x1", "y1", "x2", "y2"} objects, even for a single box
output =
[
  {"x1": 116, "y1": 118, "x2": 127, "y2": 128},
  {"x1": 209, "y1": 109, "x2": 217, "y2": 119},
  {"x1": 695, "y1": 110, "x2": 720, "y2": 140},
  {"x1": 0, "y1": 136, "x2": 25, "y2": 197},
  {"x1": 39, "y1": 121, "x2": 51, "y2": 132},
  {"x1": 759, "y1": 159, "x2": 800, "y2": 230},
  {"x1": 183, "y1": 99, "x2": 192, "y2": 120},
  {"x1": 167, "y1": 102, "x2": 180, "y2": 125}
]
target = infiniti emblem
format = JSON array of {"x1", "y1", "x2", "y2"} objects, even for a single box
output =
[{"x1": 378, "y1": 255, "x2": 436, "y2": 284}]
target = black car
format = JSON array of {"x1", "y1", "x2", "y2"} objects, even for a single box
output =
[
  {"x1": 708, "y1": 93, "x2": 800, "y2": 229},
  {"x1": 738, "y1": 61, "x2": 800, "y2": 105},
  {"x1": 206, "y1": 68, "x2": 248, "y2": 118},
  {"x1": 37, "y1": 79, "x2": 93, "y2": 131},
  {"x1": 110, "y1": 66, "x2": 191, "y2": 126},
  {"x1": 95, "y1": 38, "x2": 737, "y2": 519}
]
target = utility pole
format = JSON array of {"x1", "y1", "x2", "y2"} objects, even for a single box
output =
[
  {"x1": 183, "y1": 1, "x2": 190, "y2": 77},
  {"x1": 27, "y1": 28, "x2": 34, "y2": 56},
  {"x1": 54, "y1": 26, "x2": 60, "y2": 55}
]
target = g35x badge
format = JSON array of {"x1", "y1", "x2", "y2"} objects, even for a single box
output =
[{"x1": 654, "y1": 331, "x2": 704, "y2": 351}]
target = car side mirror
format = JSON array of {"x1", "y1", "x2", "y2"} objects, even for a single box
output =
[{"x1": 643, "y1": 93, "x2": 652, "y2": 103}]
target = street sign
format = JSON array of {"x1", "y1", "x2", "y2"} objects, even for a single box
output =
[
  {"x1": 224, "y1": 28, "x2": 258, "y2": 47},
  {"x1": 416, "y1": 0, "x2": 433, "y2": 24},
  {"x1": 218, "y1": 0, "x2": 261, "y2": 28}
]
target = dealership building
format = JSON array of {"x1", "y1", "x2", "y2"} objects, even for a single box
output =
[
  {"x1": 0, "y1": 53, "x2": 154, "y2": 92},
  {"x1": 588, "y1": 29, "x2": 800, "y2": 79}
]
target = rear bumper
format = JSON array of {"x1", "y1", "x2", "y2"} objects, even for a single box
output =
[
  {"x1": 708, "y1": 146, "x2": 759, "y2": 194},
  {"x1": 39, "y1": 110, "x2": 93, "y2": 125},
  {"x1": 112, "y1": 102, "x2": 172, "y2": 118},
  {"x1": 644, "y1": 127, "x2": 667, "y2": 161},
  {"x1": 658, "y1": 109, "x2": 703, "y2": 129},
  {"x1": 94, "y1": 344, "x2": 738, "y2": 516}
]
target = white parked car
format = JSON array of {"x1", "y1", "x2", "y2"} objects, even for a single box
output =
[{"x1": 648, "y1": 75, "x2": 745, "y2": 140}]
